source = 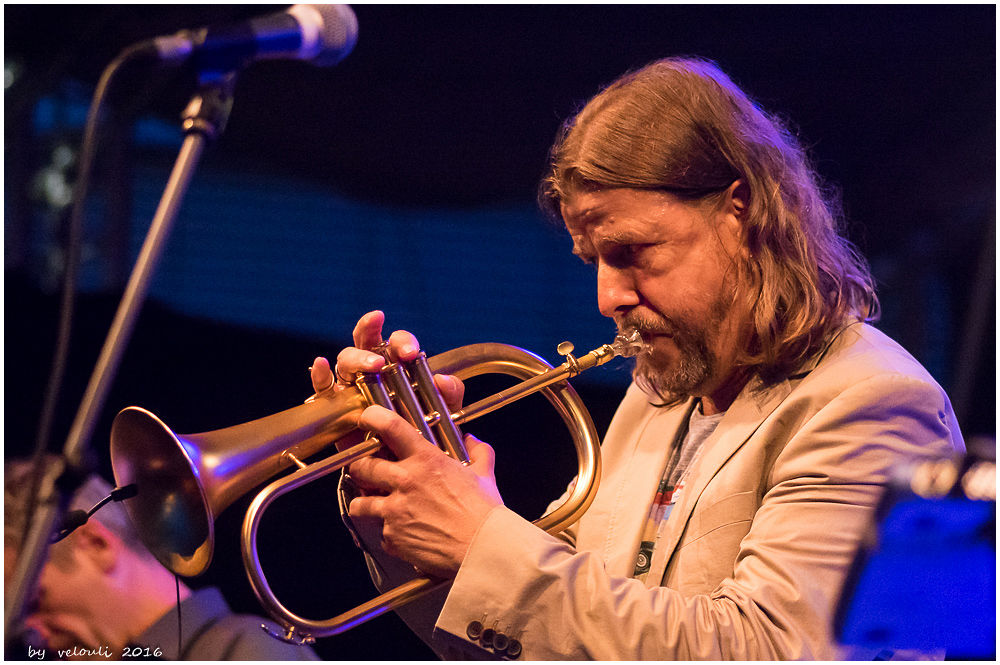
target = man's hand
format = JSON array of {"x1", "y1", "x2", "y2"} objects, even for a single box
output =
[
  {"x1": 349, "y1": 405, "x2": 502, "y2": 579},
  {"x1": 312, "y1": 310, "x2": 503, "y2": 579}
]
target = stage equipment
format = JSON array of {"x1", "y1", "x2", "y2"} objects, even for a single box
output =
[
  {"x1": 150, "y1": 4, "x2": 358, "y2": 71},
  {"x1": 836, "y1": 446, "x2": 996, "y2": 658},
  {"x1": 111, "y1": 330, "x2": 644, "y2": 644}
]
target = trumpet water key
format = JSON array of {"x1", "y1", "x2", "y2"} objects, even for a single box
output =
[{"x1": 110, "y1": 328, "x2": 644, "y2": 644}]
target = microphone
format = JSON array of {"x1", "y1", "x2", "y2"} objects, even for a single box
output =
[
  {"x1": 51, "y1": 484, "x2": 139, "y2": 543},
  {"x1": 150, "y1": 4, "x2": 358, "y2": 72}
]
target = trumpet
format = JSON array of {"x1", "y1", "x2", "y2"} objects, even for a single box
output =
[{"x1": 109, "y1": 329, "x2": 643, "y2": 644}]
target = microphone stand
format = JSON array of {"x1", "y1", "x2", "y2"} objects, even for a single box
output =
[{"x1": 4, "y1": 73, "x2": 237, "y2": 649}]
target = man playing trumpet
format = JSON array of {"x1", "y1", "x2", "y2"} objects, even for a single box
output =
[{"x1": 312, "y1": 57, "x2": 963, "y2": 659}]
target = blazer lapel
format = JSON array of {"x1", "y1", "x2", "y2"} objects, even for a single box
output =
[
  {"x1": 599, "y1": 397, "x2": 695, "y2": 577},
  {"x1": 645, "y1": 379, "x2": 791, "y2": 585}
]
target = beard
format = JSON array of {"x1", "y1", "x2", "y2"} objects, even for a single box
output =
[{"x1": 618, "y1": 298, "x2": 728, "y2": 404}]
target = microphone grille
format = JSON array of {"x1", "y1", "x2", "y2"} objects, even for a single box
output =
[{"x1": 304, "y1": 4, "x2": 359, "y2": 67}]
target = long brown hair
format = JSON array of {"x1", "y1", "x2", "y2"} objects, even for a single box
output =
[{"x1": 540, "y1": 57, "x2": 878, "y2": 387}]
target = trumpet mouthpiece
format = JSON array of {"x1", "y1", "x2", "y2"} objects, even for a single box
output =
[{"x1": 611, "y1": 327, "x2": 646, "y2": 358}]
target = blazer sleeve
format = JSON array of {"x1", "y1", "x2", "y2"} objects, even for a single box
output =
[
  {"x1": 432, "y1": 372, "x2": 963, "y2": 659},
  {"x1": 336, "y1": 473, "x2": 581, "y2": 659}
]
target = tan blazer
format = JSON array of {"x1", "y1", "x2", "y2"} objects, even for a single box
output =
[{"x1": 425, "y1": 323, "x2": 964, "y2": 659}]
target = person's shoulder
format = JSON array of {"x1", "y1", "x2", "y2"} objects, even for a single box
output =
[
  {"x1": 199, "y1": 613, "x2": 321, "y2": 660},
  {"x1": 779, "y1": 322, "x2": 955, "y2": 420},
  {"x1": 812, "y1": 323, "x2": 941, "y2": 389}
]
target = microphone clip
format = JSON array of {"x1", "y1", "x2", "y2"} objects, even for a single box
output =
[
  {"x1": 52, "y1": 483, "x2": 138, "y2": 543},
  {"x1": 181, "y1": 73, "x2": 237, "y2": 141}
]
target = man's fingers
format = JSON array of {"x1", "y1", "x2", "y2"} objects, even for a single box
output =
[
  {"x1": 465, "y1": 434, "x2": 496, "y2": 470},
  {"x1": 310, "y1": 356, "x2": 334, "y2": 393},
  {"x1": 335, "y1": 346, "x2": 386, "y2": 378},
  {"x1": 433, "y1": 374, "x2": 465, "y2": 412},
  {"x1": 348, "y1": 455, "x2": 403, "y2": 494},
  {"x1": 353, "y1": 310, "x2": 386, "y2": 349},
  {"x1": 360, "y1": 405, "x2": 434, "y2": 460},
  {"x1": 464, "y1": 435, "x2": 503, "y2": 505},
  {"x1": 349, "y1": 494, "x2": 386, "y2": 520},
  {"x1": 387, "y1": 329, "x2": 421, "y2": 363}
]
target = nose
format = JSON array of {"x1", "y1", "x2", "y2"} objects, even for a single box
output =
[{"x1": 596, "y1": 262, "x2": 640, "y2": 318}]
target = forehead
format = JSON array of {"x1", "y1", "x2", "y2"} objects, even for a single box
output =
[{"x1": 560, "y1": 187, "x2": 693, "y2": 238}]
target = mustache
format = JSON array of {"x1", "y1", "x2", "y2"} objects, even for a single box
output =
[{"x1": 616, "y1": 312, "x2": 677, "y2": 337}]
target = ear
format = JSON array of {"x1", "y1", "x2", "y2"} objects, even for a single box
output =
[
  {"x1": 715, "y1": 180, "x2": 749, "y2": 253},
  {"x1": 725, "y1": 179, "x2": 749, "y2": 219},
  {"x1": 71, "y1": 520, "x2": 123, "y2": 574}
]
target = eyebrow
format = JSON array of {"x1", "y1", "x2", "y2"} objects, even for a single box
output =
[
  {"x1": 593, "y1": 230, "x2": 647, "y2": 250},
  {"x1": 571, "y1": 230, "x2": 647, "y2": 263}
]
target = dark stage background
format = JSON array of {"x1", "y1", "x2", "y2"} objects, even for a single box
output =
[{"x1": 4, "y1": 4, "x2": 995, "y2": 660}]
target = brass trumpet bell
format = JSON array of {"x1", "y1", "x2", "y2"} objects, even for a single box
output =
[{"x1": 110, "y1": 384, "x2": 366, "y2": 577}]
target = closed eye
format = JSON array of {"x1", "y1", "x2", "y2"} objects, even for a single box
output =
[{"x1": 604, "y1": 243, "x2": 652, "y2": 269}]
